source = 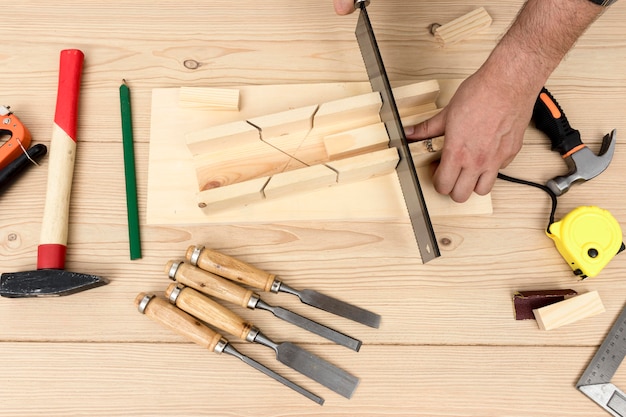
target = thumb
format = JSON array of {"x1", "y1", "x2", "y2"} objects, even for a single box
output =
[
  {"x1": 404, "y1": 110, "x2": 446, "y2": 141},
  {"x1": 334, "y1": 0, "x2": 356, "y2": 15}
]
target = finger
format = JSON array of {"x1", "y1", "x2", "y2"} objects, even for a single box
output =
[
  {"x1": 448, "y1": 168, "x2": 482, "y2": 203},
  {"x1": 405, "y1": 110, "x2": 446, "y2": 141},
  {"x1": 334, "y1": 0, "x2": 355, "y2": 15},
  {"x1": 474, "y1": 169, "x2": 498, "y2": 196},
  {"x1": 431, "y1": 151, "x2": 462, "y2": 197}
]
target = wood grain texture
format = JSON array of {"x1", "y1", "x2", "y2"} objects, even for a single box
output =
[{"x1": 2, "y1": 1, "x2": 626, "y2": 416}]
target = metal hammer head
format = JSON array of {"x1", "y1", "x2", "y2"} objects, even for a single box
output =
[
  {"x1": 547, "y1": 129, "x2": 617, "y2": 196},
  {"x1": 0, "y1": 269, "x2": 109, "y2": 298}
]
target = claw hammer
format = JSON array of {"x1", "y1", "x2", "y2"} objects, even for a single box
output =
[
  {"x1": 0, "y1": 50, "x2": 108, "y2": 297},
  {"x1": 533, "y1": 87, "x2": 616, "y2": 195}
]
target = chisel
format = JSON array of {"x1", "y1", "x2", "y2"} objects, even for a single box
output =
[
  {"x1": 165, "y1": 283, "x2": 360, "y2": 399},
  {"x1": 186, "y1": 245, "x2": 381, "y2": 328},
  {"x1": 134, "y1": 292, "x2": 324, "y2": 405},
  {"x1": 166, "y1": 260, "x2": 362, "y2": 351}
]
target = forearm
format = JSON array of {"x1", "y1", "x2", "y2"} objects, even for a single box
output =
[{"x1": 478, "y1": 0, "x2": 604, "y2": 97}]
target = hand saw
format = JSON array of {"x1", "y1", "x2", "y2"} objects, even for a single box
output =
[
  {"x1": 577, "y1": 304, "x2": 626, "y2": 416},
  {"x1": 354, "y1": 0, "x2": 440, "y2": 262}
]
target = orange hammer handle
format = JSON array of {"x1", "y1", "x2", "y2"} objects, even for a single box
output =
[{"x1": 38, "y1": 49, "x2": 84, "y2": 270}]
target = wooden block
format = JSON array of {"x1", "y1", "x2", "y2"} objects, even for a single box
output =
[
  {"x1": 247, "y1": 105, "x2": 317, "y2": 142},
  {"x1": 512, "y1": 289, "x2": 578, "y2": 320},
  {"x1": 402, "y1": 108, "x2": 441, "y2": 128},
  {"x1": 533, "y1": 291, "x2": 605, "y2": 331},
  {"x1": 263, "y1": 164, "x2": 337, "y2": 199},
  {"x1": 197, "y1": 176, "x2": 270, "y2": 211},
  {"x1": 409, "y1": 136, "x2": 444, "y2": 167},
  {"x1": 323, "y1": 122, "x2": 389, "y2": 161},
  {"x1": 325, "y1": 147, "x2": 399, "y2": 184},
  {"x1": 179, "y1": 87, "x2": 240, "y2": 111},
  {"x1": 393, "y1": 80, "x2": 440, "y2": 116},
  {"x1": 313, "y1": 91, "x2": 382, "y2": 133},
  {"x1": 186, "y1": 121, "x2": 259, "y2": 156},
  {"x1": 434, "y1": 7, "x2": 493, "y2": 46}
]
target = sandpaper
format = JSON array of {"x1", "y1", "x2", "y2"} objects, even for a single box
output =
[{"x1": 513, "y1": 289, "x2": 578, "y2": 320}]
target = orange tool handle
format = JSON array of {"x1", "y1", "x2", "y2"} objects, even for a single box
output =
[
  {"x1": 166, "y1": 261, "x2": 257, "y2": 308},
  {"x1": 0, "y1": 111, "x2": 32, "y2": 170},
  {"x1": 533, "y1": 87, "x2": 584, "y2": 157},
  {"x1": 134, "y1": 292, "x2": 224, "y2": 352},
  {"x1": 165, "y1": 283, "x2": 256, "y2": 342},
  {"x1": 186, "y1": 245, "x2": 277, "y2": 292}
]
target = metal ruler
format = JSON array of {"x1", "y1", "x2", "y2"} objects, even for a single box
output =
[
  {"x1": 578, "y1": 305, "x2": 626, "y2": 416},
  {"x1": 354, "y1": 0, "x2": 440, "y2": 263}
]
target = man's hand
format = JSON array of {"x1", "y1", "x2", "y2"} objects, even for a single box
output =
[
  {"x1": 333, "y1": 0, "x2": 356, "y2": 15},
  {"x1": 406, "y1": 0, "x2": 603, "y2": 203},
  {"x1": 405, "y1": 72, "x2": 531, "y2": 203}
]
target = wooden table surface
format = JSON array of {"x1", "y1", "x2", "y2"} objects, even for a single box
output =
[{"x1": 2, "y1": 1, "x2": 626, "y2": 416}]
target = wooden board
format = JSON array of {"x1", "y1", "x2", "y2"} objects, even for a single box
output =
[{"x1": 147, "y1": 81, "x2": 492, "y2": 225}]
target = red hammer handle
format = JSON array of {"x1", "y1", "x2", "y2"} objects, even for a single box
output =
[{"x1": 38, "y1": 49, "x2": 85, "y2": 270}]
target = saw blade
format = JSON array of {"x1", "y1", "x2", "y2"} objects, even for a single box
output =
[{"x1": 355, "y1": 3, "x2": 440, "y2": 262}]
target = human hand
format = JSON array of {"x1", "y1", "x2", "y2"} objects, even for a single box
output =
[
  {"x1": 333, "y1": 0, "x2": 356, "y2": 15},
  {"x1": 405, "y1": 72, "x2": 534, "y2": 203}
]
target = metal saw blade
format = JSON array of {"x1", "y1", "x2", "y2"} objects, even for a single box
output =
[{"x1": 355, "y1": 3, "x2": 440, "y2": 262}]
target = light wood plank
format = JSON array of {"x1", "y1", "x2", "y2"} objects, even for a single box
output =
[
  {"x1": 534, "y1": 290, "x2": 606, "y2": 330},
  {"x1": 434, "y1": 7, "x2": 493, "y2": 46},
  {"x1": 179, "y1": 86, "x2": 240, "y2": 111},
  {"x1": 263, "y1": 163, "x2": 337, "y2": 199}
]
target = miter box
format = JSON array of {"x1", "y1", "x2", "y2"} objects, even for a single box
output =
[{"x1": 183, "y1": 80, "x2": 444, "y2": 212}]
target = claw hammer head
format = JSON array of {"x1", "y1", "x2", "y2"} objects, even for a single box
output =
[{"x1": 547, "y1": 129, "x2": 617, "y2": 196}]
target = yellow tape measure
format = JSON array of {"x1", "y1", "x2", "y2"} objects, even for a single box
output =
[{"x1": 547, "y1": 206, "x2": 624, "y2": 279}]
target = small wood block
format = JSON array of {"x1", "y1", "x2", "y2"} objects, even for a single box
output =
[
  {"x1": 434, "y1": 7, "x2": 493, "y2": 46},
  {"x1": 323, "y1": 122, "x2": 389, "y2": 161},
  {"x1": 512, "y1": 289, "x2": 578, "y2": 320},
  {"x1": 533, "y1": 290, "x2": 605, "y2": 331},
  {"x1": 186, "y1": 121, "x2": 259, "y2": 156},
  {"x1": 197, "y1": 176, "x2": 270, "y2": 211},
  {"x1": 402, "y1": 108, "x2": 441, "y2": 128},
  {"x1": 409, "y1": 136, "x2": 445, "y2": 167},
  {"x1": 248, "y1": 105, "x2": 317, "y2": 142},
  {"x1": 325, "y1": 147, "x2": 399, "y2": 183},
  {"x1": 313, "y1": 92, "x2": 382, "y2": 132},
  {"x1": 179, "y1": 87, "x2": 240, "y2": 111},
  {"x1": 263, "y1": 164, "x2": 337, "y2": 199},
  {"x1": 393, "y1": 80, "x2": 440, "y2": 116}
]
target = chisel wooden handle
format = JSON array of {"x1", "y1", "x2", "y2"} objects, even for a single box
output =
[
  {"x1": 38, "y1": 49, "x2": 84, "y2": 269},
  {"x1": 166, "y1": 261, "x2": 257, "y2": 308},
  {"x1": 134, "y1": 292, "x2": 224, "y2": 352},
  {"x1": 186, "y1": 245, "x2": 277, "y2": 292},
  {"x1": 165, "y1": 283, "x2": 256, "y2": 342}
]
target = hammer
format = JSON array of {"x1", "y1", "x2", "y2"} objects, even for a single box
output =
[
  {"x1": 0, "y1": 50, "x2": 109, "y2": 297},
  {"x1": 533, "y1": 87, "x2": 616, "y2": 196}
]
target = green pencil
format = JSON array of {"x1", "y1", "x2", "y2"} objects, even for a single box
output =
[{"x1": 120, "y1": 80, "x2": 142, "y2": 260}]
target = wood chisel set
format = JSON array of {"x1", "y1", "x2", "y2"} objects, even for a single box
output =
[{"x1": 135, "y1": 245, "x2": 381, "y2": 404}]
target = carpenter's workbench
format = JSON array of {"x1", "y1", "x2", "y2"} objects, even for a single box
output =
[{"x1": 2, "y1": 1, "x2": 626, "y2": 416}]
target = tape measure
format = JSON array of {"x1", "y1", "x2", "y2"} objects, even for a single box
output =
[{"x1": 547, "y1": 206, "x2": 624, "y2": 279}]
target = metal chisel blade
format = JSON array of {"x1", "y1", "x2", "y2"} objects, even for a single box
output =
[
  {"x1": 223, "y1": 344, "x2": 325, "y2": 405},
  {"x1": 257, "y1": 300, "x2": 362, "y2": 351},
  {"x1": 298, "y1": 288, "x2": 381, "y2": 329},
  {"x1": 276, "y1": 342, "x2": 360, "y2": 399},
  {"x1": 355, "y1": 3, "x2": 440, "y2": 263}
]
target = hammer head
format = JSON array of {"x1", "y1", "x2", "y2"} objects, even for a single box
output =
[
  {"x1": 547, "y1": 129, "x2": 617, "y2": 196},
  {"x1": 0, "y1": 269, "x2": 109, "y2": 298}
]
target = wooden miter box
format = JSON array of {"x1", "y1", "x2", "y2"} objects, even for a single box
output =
[{"x1": 183, "y1": 80, "x2": 445, "y2": 211}]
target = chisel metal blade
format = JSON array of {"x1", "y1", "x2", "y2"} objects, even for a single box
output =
[
  {"x1": 355, "y1": 1, "x2": 440, "y2": 263},
  {"x1": 279, "y1": 282, "x2": 381, "y2": 328},
  {"x1": 256, "y1": 334, "x2": 360, "y2": 399},
  {"x1": 256, "y1": 299, "x2": 362, "y2": 351},
  {"x1": 222, "y1": 344, "x2": 325, "y2": 405}
]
